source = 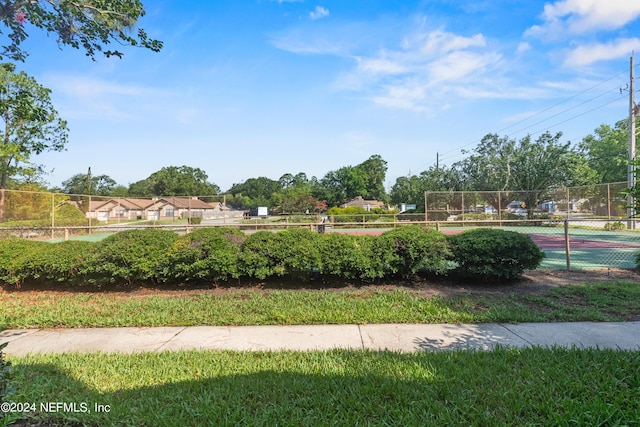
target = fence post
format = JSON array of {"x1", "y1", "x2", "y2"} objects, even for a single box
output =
[
  {"x1": 607, "y1": 183, "x2": 611, "y2": 221},
  {"x1": 564, "y1": 219, "x2": 571, "y2": 271},
  {"x1": 424, "y1": 191, "x2": 428, "y2": 222},
  {"x1": 460, "y1": 191, "x2": 464, "y2": 227},
  {"x1": 498, "y1": 191, "x2": 502, "y2": 226},
  {"x1": 88, "y1": 195, "x2": 92, "y2": 235},
  {"x1": 51, "y1": 192, "x2": 55, "y2": 239}
]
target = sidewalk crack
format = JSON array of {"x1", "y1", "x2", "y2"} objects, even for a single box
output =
[{"x1": 155, "y1": 327, "x2": 187, "y2": 352}]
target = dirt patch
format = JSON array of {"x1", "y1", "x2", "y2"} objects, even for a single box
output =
[{"x1": 2, "y1": 269, "x2": 638, "y2": 299}]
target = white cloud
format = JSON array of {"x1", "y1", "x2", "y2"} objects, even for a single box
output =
[
  {"x1": 516, "y1": 42, "x2": 531, "y2": 54},
  {"x1": 356, "y1": 57, "x2": 406, "y2": 75},
  {"x1": 563, "y1": 38, "x2": 640, "y2": 67},
  {"x1": 526, "y1": 0, "x2": 640, "y2": 38},
  {"x1": 42, "y1": 74, "x2": 167, "y2": 120},
  {"x1": 309, "y1": 6, "x2": 329, "y2": 20}
]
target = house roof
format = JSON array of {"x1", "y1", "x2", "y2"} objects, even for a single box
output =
[{"x1": 341, "y1": 196, "x2": 385, "y2": 209}]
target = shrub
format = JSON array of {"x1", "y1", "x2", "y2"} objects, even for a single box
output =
[
  {"x1": 604, "y1": 221, "x2": 625, "y2": 231},
  {"x1": 93, "y1": 229, "x2": 180, "y2": 285},
  {"x1": 238, "y1": 228, "x2": 321, "y2": 280},
  {"x1": 447, "y1": 228, "x2": 545, "y2": 281},
  {"x1": 317, "y1": 233, "x2": 373, "y2": 280},
  {"x1": 54, "y1": 203, "x2": 89, "y2": 226},
  {"x1": 163, "y1": 227, "x2": 245, "y2": 283},
  {"x1": 0, "y1": 239, "x2": 48, "y2": 287},
  {"x1": 187, "y1": 217, "x2": 202, "y2": 225},
  {"x1": 24, "y1": 241, "x2": 96, "y2": 285},
  {"x1": 379, "y1": 226, "x2": 453, "y2": 278}
]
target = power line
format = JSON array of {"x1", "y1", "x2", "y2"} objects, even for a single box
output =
[{"x1": 411, "y1": 68, "x2": 630, "y2": 174}]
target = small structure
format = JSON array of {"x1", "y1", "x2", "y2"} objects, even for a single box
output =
[{"x1": 340, "y1": 196, "x2": 386, "y2": 212}]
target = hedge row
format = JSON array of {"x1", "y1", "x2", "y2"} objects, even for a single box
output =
[{"x1": 0, "y1": 226, "x2": 545, "y2": 288}]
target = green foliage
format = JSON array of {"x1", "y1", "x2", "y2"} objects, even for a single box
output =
[
  {"x1": 1, "y1": 0, "x2": 162, "y2": 62},
  {"x1": 128, "y1": 166, "x2": 219, "y2": 197},
  {"x1": 23, "y1": 241, "x2": 95, "y2": 285},
  {"x1": 0, "y1": 238, "x2": 47, "y2": 286},
  {"x1": 186, "y1": 217, "x2": 202, "y2": 225},
  {"x1": 163, "y1": 227, "x2": 245, "y2": 283},
  {"x1": 580, "y1": 119, "x2": 631, "y2": 184},
  {"x1": 53, "y1": 203, "x2": 88, "y2": 226},
  {"x1": 319, "y1": 154, "x2": 389, "y2": 207},
  {"x1": 0, "y1": 63, "x2": 68, "y2": 221},
  {"x1": 238, "y1": 229, "x2": 321, "y2": 280},
  {"x1": 317, "y1": 233, "x2": 375, "y2": 279},
  {"x1": 604, "y1": 221, "x2": 625, "y2": 231},
  {"x1": 379, "y1": 226, "x2": 453, "y2": 277},
  {"x1": 447, "y1": 228, "x2": 545, "y2": 280},
  {"x1": 93, "y1": 229, "x2": 179, "y2": 285}
]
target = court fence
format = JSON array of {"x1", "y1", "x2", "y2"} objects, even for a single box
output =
[{"x1": 0, "y1": 185, "x2": 639, "y2": 271}]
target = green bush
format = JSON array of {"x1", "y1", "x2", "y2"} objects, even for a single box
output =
[
  {"x1": 187, "y1": 217, "x2": 202, "y2": 225},
  {"x1": 379, "y1": 226, "x2": 453, "y2": 278},
  {"x1": 317, "y1": 233, "x2": 373, "y2": 280},
  {"x1": 447, "y1": 228, "x2": 545, "y2": 281},
  {"x1": 24, "y1": 241, "x2": 96, "y2": 285},
  {"x1": 92, "y1": 229, "x2": 180, "y2": 285},
  {"x1": 163, "y1": 227, "x2": 245, "y2": 283},
  {"x1": 0, "y1": 239, "x2": 47, "y2": 287},
  {"x1": 238, "y1": 228, "x2": 321, "y2": 280},
  {"x1": 604, "y1": 221, "x2": 625, "y2": 231}
]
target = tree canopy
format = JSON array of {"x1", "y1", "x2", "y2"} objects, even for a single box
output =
[
  {"x1": 0, "y1": 0, "x2": 162, "y2": 61},
  {"x1": 0, "y1": 63, "x2": 68, "y2": 220},
  {"x1": 128, "y1": 166, "x2": 219, "y2": 197},
  {"x1": 579, "y1": 119, "x2": 631, "y2": 184}
]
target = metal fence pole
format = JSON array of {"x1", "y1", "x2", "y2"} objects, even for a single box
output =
[
  {"x1": 51, "y1": 192, "x2": 55, "y2": 239},
  {"x1": 607, "y1": 183, "x2": 611, "y2": 221},
  {"x1": 564, "y1": 219, "x2": 571, "y2": 271},
  {"x1": 498, "y1": 191, "x2": 502, "y2": 225}
]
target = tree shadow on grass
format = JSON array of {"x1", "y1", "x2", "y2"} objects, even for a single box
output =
[{"x1": 5, "y1": 348, "x2": 640, "y2": 426}]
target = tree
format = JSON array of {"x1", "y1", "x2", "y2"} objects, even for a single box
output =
[
  {"x1": 61, "y1": 170, "x2": 119, "y2": 195},
  {"x1": 227, "y1": 177, "x2": 281, "y2": 209},
  {"x1": 455, "y1": 132, "x2": 591, "y2": 217},
  {"x1": 129, "y1": 166, "x2": 219, "y2": 197},
  {"x1": 579, "y1": 119, "x2": 631, "y2": 184},
  {"x1": 0, "y1": 0, "x2": 162, "y2": 62},
  {"x1": 0, "y1": 63, "x2": 68, "y2": 221},
  {"x1": 318, "y1": 155, "x2": 389, "y2": 207},
  {"x1": 390, "y1": 165, "x2": 462, "y2": 207}
]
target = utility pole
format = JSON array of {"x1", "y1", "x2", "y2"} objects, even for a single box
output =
[{"x1": 628, "y1": 55, "x2": 637, "y2": 226}]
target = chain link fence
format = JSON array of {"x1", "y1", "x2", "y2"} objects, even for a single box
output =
[{"x1": 0, "y1": 184, "x2": 639, "y2": 270}]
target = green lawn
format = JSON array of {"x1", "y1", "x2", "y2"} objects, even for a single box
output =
[
  {"x1": 2, "y1": 281, "x2": 640, "y2": 329},
  {"x1": 3, "y1": 281, "x2": 640, "y2": 426},
  {"x1": 4, "y1": 348, "x2": 639, "y2": 426}
]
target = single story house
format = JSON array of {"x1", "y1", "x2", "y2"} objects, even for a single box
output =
[{"x1": 340, "y1": 196, "x2": 386, "y2": 211}]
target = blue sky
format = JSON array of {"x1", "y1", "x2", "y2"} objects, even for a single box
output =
[{"x1": 14, "y1": 0, "x2": 640, "y2": 192}]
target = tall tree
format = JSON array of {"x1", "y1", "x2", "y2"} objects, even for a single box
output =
[
  {"x1": 390, "y1": 166, "x2": 462, "y2": 210},
  {"x1": 318, "y1": 155, "x2": 389, "y2": 207},
  {"x1": 0, "y1": 63, "x2": 68, "y2": 221},
  {"x1": 227, "y1": 176, "x2": 280, "y2": 209},
  {"x1": 455, "y1": 132, "x2": 591, "y2": 217},
  {"x1": 1, "y1": 0, "x2": 162, "y2": 62},
  {"x1": 132, "y1": 165, "x2": 219, "y2": 197},
  {"x1": 579, "y1": 119, "x2": 631, "y2": 184},
  {"x1": 61, "y1": 170, "x2": 119, "y2": 195}
]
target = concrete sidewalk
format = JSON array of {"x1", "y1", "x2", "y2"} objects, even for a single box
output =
[{"x1": 2, "y1": 322, "x2": 639, "y2": 356}]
